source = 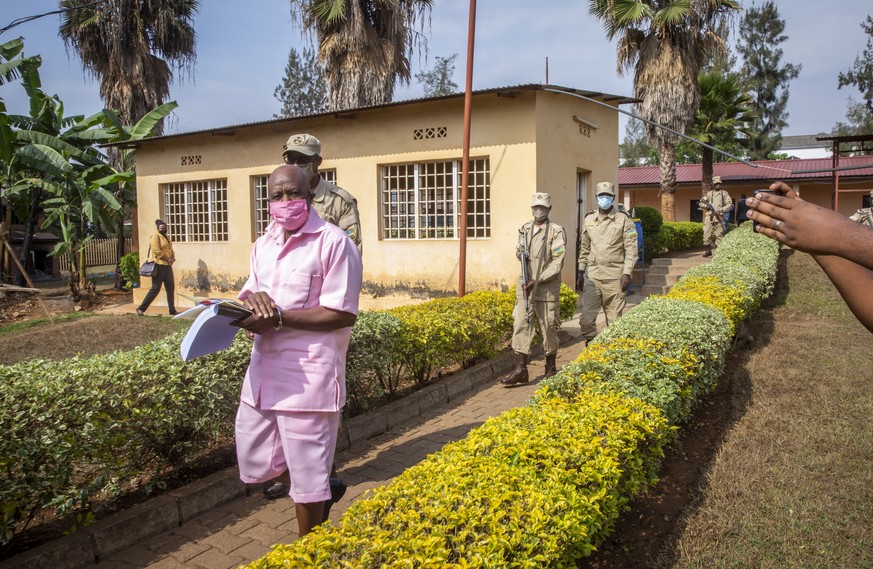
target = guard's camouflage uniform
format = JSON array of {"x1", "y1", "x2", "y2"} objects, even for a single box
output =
[
  {"x1": 577, "y1": 208, "x2": 637, "y2": 341},
  {"x1": 312, "y1": 176, "x2": 362, "y2": 253},
  {"x1": 510, "y1": 220, "x2": 566, "y2": 357},
  {"x1": 699, "y1": 188, "x2": 733, "y2": 247}
]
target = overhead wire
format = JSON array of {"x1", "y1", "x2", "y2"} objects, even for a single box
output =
[{"x1": 544, "y1": 87, "x2": 873, "y2": 177}]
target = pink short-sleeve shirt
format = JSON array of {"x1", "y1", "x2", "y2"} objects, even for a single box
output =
[{"x1": 238, "y1": 210, "x2": 363, "y2": 412}]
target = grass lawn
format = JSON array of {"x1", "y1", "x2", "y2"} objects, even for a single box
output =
[{"x1": 664, "y1": 249, "x2": 873, "y2": 568}]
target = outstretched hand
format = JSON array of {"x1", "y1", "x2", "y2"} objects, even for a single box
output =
[{"x1": 745, "y1": 182, "x2": 853, "y2": 257}]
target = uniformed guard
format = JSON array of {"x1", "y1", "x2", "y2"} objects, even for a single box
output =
[
  {"x1": 699, "y1": 175, "x2": 733, "y2": 257},
  {"x1": 500, "y1": 192, "x2": 566, "y2": 387},
  {"x1": 281, "y1": 133, "x2": 362, "y2": 252},
  {"x1": 577, "y1": 181, "x2": 638, "y2": 344},
  {"x1": 849, "y1": 190, "x2": 873, "y2": 227}
]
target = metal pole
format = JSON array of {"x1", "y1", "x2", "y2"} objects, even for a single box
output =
[{"x1": 458, "y1": 0, "x2": 476, "y2": 297}]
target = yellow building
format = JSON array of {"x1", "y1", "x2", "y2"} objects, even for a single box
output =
[{"x1": 131, "y1": 84, "x2": 634, "y2": 309}]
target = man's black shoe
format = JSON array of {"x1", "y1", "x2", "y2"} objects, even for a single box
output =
[
  {"x1": 262, "y1": 481, "x2": 287, "y2": 500},
  {"x1": 322, "y1": 477, "x2": 347, "y2": 522}
]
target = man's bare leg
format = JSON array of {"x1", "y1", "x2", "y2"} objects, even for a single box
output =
[{"x1": 296, "y1": 502, "x2": 325, "y2": 536}]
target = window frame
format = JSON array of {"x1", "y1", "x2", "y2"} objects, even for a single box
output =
[
  {"x1": 379, "y1": 157, "x2": 490, "y2": 241},
  {"x1": 161, "y1": 178, "x2": 229, "y2": 242}
]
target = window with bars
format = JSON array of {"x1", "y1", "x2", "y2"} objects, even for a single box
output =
[
  {"x1": 162, "y1": 179, "x2": 228, "y2": 242},
  {"x1": 380, "y1": 158, "x2": 490, "y2": 240},
  {"x1": 252, "y1": 169, "x2": 337, "y2": 237}
]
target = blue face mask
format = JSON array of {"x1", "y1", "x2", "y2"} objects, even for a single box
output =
[{"x1": 597, "y1": 195, "x2": 614, "y2": 210}]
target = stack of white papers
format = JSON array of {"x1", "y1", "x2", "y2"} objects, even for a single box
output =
[{"x1": 178, "y1": 300, "x2": 253, "y2": 361}]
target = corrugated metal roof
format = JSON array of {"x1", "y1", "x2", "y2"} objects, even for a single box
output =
[
  {"x1": 619, "y1": 156, "x2": 873, "y2": 186},
  {"x1": 116, "y1": 83, "x2": 638, "y2": 147}
]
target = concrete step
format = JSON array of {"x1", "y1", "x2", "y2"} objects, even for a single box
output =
[
  {"x1": 650, "y1": 257, "x2": 708, "y2": 269},
  {"x1": 637, "y1": 285, "x2": 669, "y2": 296},
  {"x1": 630, "y1": 249, "x2": 712, "y2": 293}
]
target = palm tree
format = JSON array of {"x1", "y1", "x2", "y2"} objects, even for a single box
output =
[
  {"x1": 289, "y1": 0, "x2": 433, "y2": 111},
  {"x1": 689, "y1": 71, "x2": 754, "y2": 193},
  {"x1": 58, "y1": 0, "x2": 198, "y2": 286},
  {"x1": 588, "y1": 0, "x2": 739, "y2": 221}
]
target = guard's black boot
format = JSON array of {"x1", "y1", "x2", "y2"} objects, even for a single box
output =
[
  {"x1": 500, "y1": 352, "x2": 529, "y2": 386},
  {"x1": 703, "y1": 245, "x2": 712, "y2": 257},
  {"x1": 544, "y1": 353, "x2": 558, "y2": 378}
]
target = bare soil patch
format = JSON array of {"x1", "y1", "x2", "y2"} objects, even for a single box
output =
[{"x1": 0, "y1": 289, "x2": 184, "y2": 364}]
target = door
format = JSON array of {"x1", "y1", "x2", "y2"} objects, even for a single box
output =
[{"x1": 575, "y1": 171, "x2": 589, "y2": 289}]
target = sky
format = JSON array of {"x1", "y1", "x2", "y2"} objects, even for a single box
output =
[{"x1": 2, "y1": 0, "x2": 871, "y2": 141}]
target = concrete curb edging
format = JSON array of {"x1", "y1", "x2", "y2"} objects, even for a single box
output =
[{"x1": 3, "y1": 339, "x2": 568, "y2": 569}]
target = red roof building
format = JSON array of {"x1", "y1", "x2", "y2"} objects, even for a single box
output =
[{"x1": 618, "y1": 156, "x2": 873, "y2": 221}]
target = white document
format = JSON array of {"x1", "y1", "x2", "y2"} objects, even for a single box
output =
[{"x1": 179, "y1": 301, "x2": 252, "y2": 361}]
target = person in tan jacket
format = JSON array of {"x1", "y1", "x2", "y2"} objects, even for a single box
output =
[
  {"x1": 577, "y1": 182, "x2": 638, "y2": 343},
  {"x1": 501, "y1": 192, "x2": 566, "y2": 387},
  {"x1": 136, "y1": 219, "x2": 177, "y2": 316}
]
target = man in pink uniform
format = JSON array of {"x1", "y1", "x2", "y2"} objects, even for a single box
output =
[{"x1": 235, "y1": 164, "x2": 363, "y2": 536}]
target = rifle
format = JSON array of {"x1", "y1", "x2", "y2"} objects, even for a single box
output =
[
  {"x1": 699, "y1": 197, "x2": 728, "y2": 233},
  {"x1": 519, "y1": 250, "x2": 532, "y2": 321}
]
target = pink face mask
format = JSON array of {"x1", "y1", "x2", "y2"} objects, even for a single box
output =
[{"x1": 269, "y1": 199, "x2": 309, "y2": 231}]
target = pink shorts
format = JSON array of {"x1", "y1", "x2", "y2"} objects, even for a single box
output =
[{"x1": 234, "y1": 401, "x2": 339, "y2": 503}]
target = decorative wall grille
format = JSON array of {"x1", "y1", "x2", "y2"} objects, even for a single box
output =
[{"x1": 413, "y1": 127, "x2": 448, "y2": 140}]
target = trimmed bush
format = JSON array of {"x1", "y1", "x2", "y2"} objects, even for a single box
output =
[
  {"x1": 345, "y1": 311, "x2": 404, "y2": 415},
  {"x1": 594, "y1": 296, "x2": 731, "y2": 396},
  {"x1": 0, "y1": 331, "x2": 248, "y2": 544},
  {"x1": 247, "y1": 390, "x2": 672, "y2": 568},
  {"x1": 667, "y1": 276, "x2": 747, "y2": 335},
  {"x1": 633, "y1": 205, "x2": 663, "y2": 238},
  {"x1": 711, "y1": 223, "x2": 780, "y2": 297},
  {"x1": 118, "y1": 251, "x2": 140, "y2": 290},
  {"x1": 649, "y1": 221, "x2": 704, "y2": 257},
  {"x1": 535, "y1": 338, "x2": 700, "y2": 425}
]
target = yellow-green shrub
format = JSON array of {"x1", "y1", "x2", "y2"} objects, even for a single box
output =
[
  {"x1": 535, "y1": 338, "x2": 700, "y2": 424},
  {"x1": 247, "y1": 390, "x2": 671, "y2": 568},
  {"x1": 667, "y1": 276, "x2": 747, "y2": 335}
]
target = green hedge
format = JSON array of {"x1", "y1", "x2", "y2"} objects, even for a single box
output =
[
  {"x1": 633, "y1": 205, "x2": 663, "y2": 237},
  {"x1": 646, "y1": 221, "x2": 704, "y2": 259},
  {"x1": 250, "y1": 391, "x2": 671, "y2": 568},
  {"x1": 246, "y1": 224, "x2": 779, "y2": 567},
  {"x1": 118, "y1": 251, "x2": 140, "y2": 291},
  {"x1": 0, "y1": 284, "x2": 578, "y2": 547},
  {"x1": 0, "y1": 332, "x2": 249, "y2": 545}
]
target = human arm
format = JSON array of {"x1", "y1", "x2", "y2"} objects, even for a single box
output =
[
  {"x1": 747, "y1": 182, "x2": 873, "y2": 332},
  {"x1": 577, "y1": 225, "x2": 591, "y2": 289},
  {"x1": 746, "y1": 182, "x2": 873, "y2": 270},
  {"x1": 620, "y1": 217, "x2": 638, "y2": 291},
  {"x1": 720, "y1": 192, "x2": 733, "y2": 215},
  {"x1": 238, "y1": 291, "x2": 357, "y2": 335},
  {"x1": 335, "y1": 190, "x2": 363, "y2": 251}
]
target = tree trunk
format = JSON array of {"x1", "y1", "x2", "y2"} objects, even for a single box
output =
[
  {"x1": 658, "y1": 143, "x2": 677, "y2": 222},
  {"x1": 114, "y1": 212, "x2": 125, "y2": 290},
  {"x1": 701, "y1": 147, "x2": 714, "y2": 195},
  {"x1": 110, "y1": 147, "x2": 127, "y2": 290},
  {"x1": 15, "y1": 189, "x2": 41, "y2": 286}
]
